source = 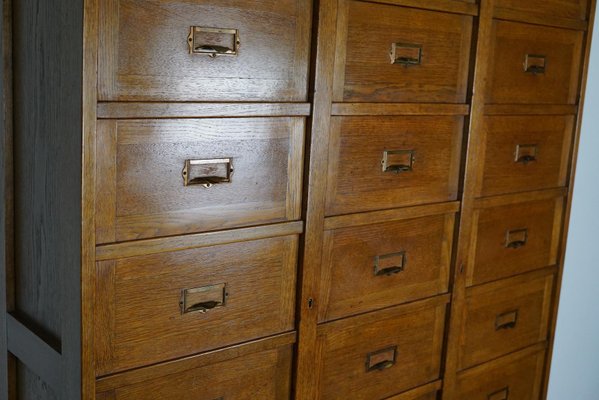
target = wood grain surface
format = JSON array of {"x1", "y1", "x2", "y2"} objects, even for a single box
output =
[
  {"x1": 333, "y1": 0, "x2": 473, "y2": 103},
  {"x1": 325, "y1": 116, "x2": 464, "y2": 215},
  {"x1": 98, "y1": 0, "x2": 312, "y2": 101},
  {"x1": 95, "y1": 117, "x2": 305, "y2": 243},
  {"x1": 95, "y1": 234, "x2": 298, "y2": 375}
]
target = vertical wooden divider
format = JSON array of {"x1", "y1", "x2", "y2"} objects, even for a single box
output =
[
  {"x1": 295, "y1": 0, "x2": 337, "y2": 398},
  {"x1": 442, "y1": 0, "x2": 494, "y2": 398}
]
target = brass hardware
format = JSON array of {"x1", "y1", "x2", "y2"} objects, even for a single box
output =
[
  {"x1": 524, "y1": 54, "x2": 546, "y2": 74},
  {"x1": 382, "y1": 150, "x2": 415, "y2": 173},
  {"x1": 495, "y1": 310, "x2": 518, "y2": 331},
  {"x1": 505, "y1": 228, "x2": 528, "y2": 249},
  {"x1": 188, "y1": 27, "x2": 240, "y2": 57},
  {"x1": 515, "y1": 144, "x2": 538, "y2": 164},
  {"x1": 390, "y1": 43, "x2": 422, "y2": 65},
  {"x1": 488, "y1": 387, "x2": 510, "y2": 400},
  {"x1": 366, "y1": 346, "x2": 397, "y2": 372},
  {"x1": 180, "y1": 283, "x2": 227, "y2": 315},
  {"x1": 374, "y1": 251, "x2": 406, "y2": 277},
  {"x1": 182, "y1": 158, "x2": 233, "y2": 188}
]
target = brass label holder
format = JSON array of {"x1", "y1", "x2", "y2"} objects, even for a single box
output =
[
  {"x1": 488, "y1": 387, "x2": 510, "y2": 400},
  {"x1": 524, "y1": 54, "x2": 546, "y2": 74},
  {"x1": 180, "y1": 283, "x2": 228, "y2": 315},
  {"x1": 515, "y1": 144, "x2": 538, "y2": 164},
  {"x1": 182, "y1": 158, "x2": 233, "y2": 188},
  {"x1": 188, "y1": 26, "x2": 240, "y2": 57},
  {"x1": 505, "y1": 228, "x2": 528, "y2": 249},
  {"x1": 374, "y1": 251, "x2": 406, "y2": 277},
  {"x1": 366, "y1": 346, "x2": 397, "y2": 372},
  {"x1": 390, "y1": 43, "x2": 422, "y2": 66},
  {"x1": 495, "y1": 310, "x2": 519, "y2": 331},
  {"x1": 382, "y1": 150, "x2": 415, "y2": 173}
]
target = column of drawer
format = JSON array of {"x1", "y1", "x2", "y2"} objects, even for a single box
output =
[
  {"x1": 454, "y1": 2, "x2": 589, "y2": 397},
  {"x1": 93, "y1": 0, "x2": 312, "y2": 397},
  {"x1": 311, "y1": 1, "x2": 475, "y2": 398}
]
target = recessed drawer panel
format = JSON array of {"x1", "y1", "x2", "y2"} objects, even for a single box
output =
[
  {"x1": 479, "y1": 115, "x2": 574, "y2": 197},
  {"x1": 318, "y1": 212, "x2": 455, "y2": 322},
  {"x1": 468, "y1": 196, "x2": 564, "y2": 286},
  {"x1": 98, "y1": 0, "x2": 311, "y2": 101},
  {"x1": 486, "y1": 20, "x2": 584, "y2": 105},
  {"x1": 316, "y1": 297, "x2": 448, "y2": 400},
  {"x1": 96, "y1": 335, "x2": 294, "y2": 399},
  {"x1": 94, "y1": 235, "x2": 298, "y2": 375},
  {"x1": 455, "y1": 347, "x2": 546, "y2": 400},
  {"x1": 325, "y1": 116, "x2": 463, "y2": 216},
  {"x1": 333, "y1": 0, "x2": 473, "y2": 103},
  {"x1": 95, "y1": 118, "x2": 304, "y2": 243},
  {"x1": 495, "y1": 0, "x2": 588, "y2": 22},
  {"x1": 458, "y1": 270, "x2": 554, "y2": 371}
]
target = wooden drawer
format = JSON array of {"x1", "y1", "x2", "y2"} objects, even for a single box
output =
[
  {"x1": 333, "y1": 0, "x2": 473, "y2": 103},
  {"x1": 325, "y1": 116, "x2": 463, "y2": 216},
  {"x1": 318, "y1": 206, "x2": 455, "y2": 322},
  {"x1": 98, "y1": 0, "x2": 311, "y2": 101},
  {"x1": 458, "y1": 270, "x2": 554, "y2": 371},
  {"x1": 316, "y1": 296, "x2": 448, "y2": 400},
  {"x1": 495, "y1": 0, "x2": 588, "y2": 22},
  {"x1": 486, "y1": 20, "x2": 584, "y2": 105},
  {"x1": 96, "y1": 334, "x2": 294, "y2": 399},
  {"x1": 468, "y1": 195, "x2": 564, "y2": 286},
  {"x1": 95, "y1": 118, "x2": 304, "y2": 243},
  {"x1": 95, "y1": 235, "x2": 298, "y2": 375},
  {"x1": 455, "y1": 346, "x2": 546, "y2": 400},
  {"x1": 478, "y1": 115, "x2": 574, "y2": 197}
]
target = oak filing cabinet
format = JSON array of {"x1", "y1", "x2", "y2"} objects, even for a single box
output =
[{"x1": 0, "y1": 0, "x2": 595, "y2": 399}]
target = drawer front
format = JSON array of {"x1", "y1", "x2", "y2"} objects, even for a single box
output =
[
  {"x1": 468, "y1": 197, "x2": 563, "y2": 286},
  {"x1": 95, "y1": 118, "x2": 304, "y2": 243},
  {"x1": 455, "y1": 348, "x2": 546, "y2": 400},
  {"x1": 326, "y1": 116, "x2": 463, "y2": 216},
  {"x1": 458, "y1": 271, "x2": 554, "y2": 370},
  {"x1": 97, "y1": 340, "x2": 293, "y2": 399},
  {"x1": 486, "y1": 20, "x2": 584, "y2": 105},
  {"x1": 318, "y1": 213, "x2": 454, "y2": 322},
  {"x1": 479, "y1": 115, "x2": 574, "y2": 197},
  {"x1": 95, "y1": 235, "x2": 298, "y2": 375},
  {"x1": 98, "y1": 0, "x2": 311, "y2": 101},
  {"x1": 317, "y1": 298, "x2": 447, "y2": 400},
  {"x1": 495, "y1": 0, "x2": 588, "y2": 21},
  {"x1": 333, "y1": 0, "x2": 473, "y2": 103}
]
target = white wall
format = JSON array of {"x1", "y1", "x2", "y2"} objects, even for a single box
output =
[{"x1": 547, "y1": 20, "x2": 599, "y2": 400}]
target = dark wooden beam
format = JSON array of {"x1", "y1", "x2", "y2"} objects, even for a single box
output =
[{"x1": 6, "y1": 314, "x2": 62, "y2": 392}]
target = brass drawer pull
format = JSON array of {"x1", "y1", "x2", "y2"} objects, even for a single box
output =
[
  {"x1": 382, "y1": 150, "x2": 415, "y2": 173},
  {"x1": 180, "y1": 283, "x2": 227, "y2": 315},
  {"x1": 182, "y1": 158, "x2": 233, "y2": 188},
  {"x1": 515, "y1": 144, "x2": 538, "y2": 164},
  {"x1": 524, "y1": 54, "x2": 546, "y2": 74},
  {"x1": 374, "y1": 251, "x2": 406, "y2": 277},
  {"x1": 495, "y1": 310, "x2": 518, "y2": 331},
  {"x1": 488, "y1": 387, "x2": 509, "y2": 400},
  {"x1": 188, "y1": 26, "x2": 240, "y2": 57},
  {"x1": 505, "y1": 228, "x2": 528, "y2": 249},
  {"x1": 390, "y1": 43, "x2": 422, "y2": 66},
  {"x1": 366, "y1": 346, "x2": 397, "y2": 372}
]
